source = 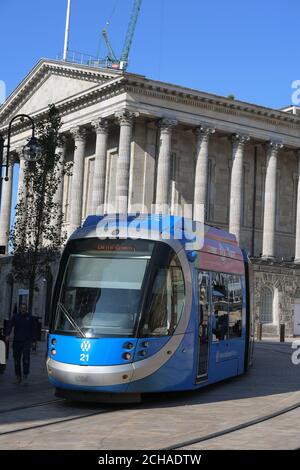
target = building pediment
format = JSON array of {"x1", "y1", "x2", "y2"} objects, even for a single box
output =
[{"x1": 0, "y1": 59, "x2": 121, "y2": 126}]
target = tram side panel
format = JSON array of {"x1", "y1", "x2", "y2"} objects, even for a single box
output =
[
  {"x1": 127, "y1": 249, "x2": 249, "y2": 394},
  {"x1": 198, "y1": 251, "x2": 248, "y2": 385},
  {"x1": 127, "y1": 248, "x2": 197, "y2": 394},
  {"x1": 243, "y1": 252, "x2": 255, "y2": 370},
  {"x1": 126, "y1": 317, "x2": 196, "y2": 393}
]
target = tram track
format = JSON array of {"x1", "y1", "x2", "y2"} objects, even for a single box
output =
[
  {"x1": 5, "y1": 399, "x2": 298, "y2": 448},
  {"x1": 162, "y1": 400, "x2": 300, "y2": 450},
  {"x1": 0, "y1": 405, "x2": 120, "y2": 437},
  {"x1": 161, "y1": 344, "x2": 299, "y2": 449},
  {"x1": 0, "y1": 398, "x2": 64, "y2": 415}
]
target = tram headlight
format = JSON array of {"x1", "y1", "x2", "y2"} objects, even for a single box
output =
[
  {"x1": 124, "y1": 342, "x2": 134, "y2": 350},
  {"x1": 187, "y1": 250, "x2": 198, "y2": 262},
  {"x1": 139, "y1": 350, "x2": 147, "y2": 357},
  {"x1": 123, "y1": 352, "x2": 132, "y2": 361},
  {"x1": 51, "y1": 348, "x2": 57, "y2": 356},
  {"x1": 85, "y1": 330, "x2": 94, "y2": 338},
  {"x1": 51, "y1": 338, "x2": 57, "y2": 346}
]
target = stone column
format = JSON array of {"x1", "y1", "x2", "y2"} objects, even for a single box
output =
[
  {"x1": 17, "y1": 152, "x2": 27, "y2": 205},
  {"x1": 0, "y1": 154, "x2": 15, "y2": 251},
  {"x1": 294, "y1": 150, "x2": 300, "y2": 263},
  {"x1": 155, "y1": 118, "x2": 178, "y2": 211},
  {"x1": 68, "y1": 127, "x2": 87, "y2": 236},
  {"x1": 262, "y1": 142, "x2": 283, "y2": 259},
  {"x1": 91, "y1": 119, "x2": 109, "y2": 215},
  {"x1": 15, "y1": 150, "x2": 29, "y2": 232},
  {"x1": 193, "y1": 126, "x2": 215, "y2": 223},
  {"x1": 115, "y1": 110, "x2": 137, "y2": 214},
  {"x1": 229, "y1": 134, "x2": 250, "y2": 243},
  {"x1": 143, "y1": 124, "x2": 157, "y2": 210}
]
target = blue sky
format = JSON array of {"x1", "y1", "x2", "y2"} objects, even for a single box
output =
[{"x1": 0, "y1": 0, "x2": 299, "y2": 109}]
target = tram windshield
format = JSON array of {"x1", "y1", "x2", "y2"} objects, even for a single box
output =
[{"x1": 54, "y1": 238, "x2": 185, "y2": 338}]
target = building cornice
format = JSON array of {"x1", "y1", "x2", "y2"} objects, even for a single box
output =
[
  {"x1": 1, "y1": 58, "x2": 300, "y2": 138},
  {"x1": 124, "y1": 77, "x2": 300, "y2": 130}
]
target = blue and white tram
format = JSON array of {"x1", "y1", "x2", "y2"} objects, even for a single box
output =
[{"x1": 47, "y1": 215, "x2": 254, "y2": 401}]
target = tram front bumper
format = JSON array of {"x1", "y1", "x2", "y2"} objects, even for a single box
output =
[{"x1": 46, "y1": 357, "x2": 134, "y2": 388}]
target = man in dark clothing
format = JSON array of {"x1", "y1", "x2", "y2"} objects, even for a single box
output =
[{"x1": 6, "y1": 304, "x2": 37, "y2": 384}]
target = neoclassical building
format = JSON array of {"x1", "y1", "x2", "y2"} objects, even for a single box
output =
[{"x1": 1, "y1": 58, "x2": 300, "y2": 337}]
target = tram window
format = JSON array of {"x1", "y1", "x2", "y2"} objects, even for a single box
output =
[
  {"x1": 197, "y1": 271, "x2": 210, "y2": 377},
  {"x1": 55, "y1": 254, "x2": 151, "y2": 337},
  {"x1": 198, "y1": 272, "x2": 210, "y2": 331},
  {"x1": 212, "y1": 272, "x2": 229, "y2": 342},
  {"x1": 228, "y1": 275, "x2": 243, "y2": 338},
  {"x1": 140, "y1": 253, "x2": 185, "y2": 337}
]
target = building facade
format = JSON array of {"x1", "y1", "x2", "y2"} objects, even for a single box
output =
[{"x1": 1, "y1": 58, "x2": 300, "y2": 337}]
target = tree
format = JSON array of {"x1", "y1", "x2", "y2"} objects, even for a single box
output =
[{"x1": 10, "y1": 105, "x2": 72, "y2": 314}]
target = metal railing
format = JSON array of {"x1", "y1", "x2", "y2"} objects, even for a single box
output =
[{"x1": 56, "y1": 50, "x2": 119, "y2": 70}]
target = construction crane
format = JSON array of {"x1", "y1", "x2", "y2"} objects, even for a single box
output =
[{"x1": 102, "y1": 0, "x2": 142, "y2": 71}]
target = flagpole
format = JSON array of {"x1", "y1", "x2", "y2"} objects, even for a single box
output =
[{"x1": 63, "y1": 0, "x2": 71, "y2": 61}]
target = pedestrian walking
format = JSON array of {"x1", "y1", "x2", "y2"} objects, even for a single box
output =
[{"x1": 5, "y1": 303, "x2": 37, "y2": 384}]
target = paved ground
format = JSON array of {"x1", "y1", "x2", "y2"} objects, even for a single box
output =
[{"x1": 0, "y1": 339, "x2": 299, "y2": 450}]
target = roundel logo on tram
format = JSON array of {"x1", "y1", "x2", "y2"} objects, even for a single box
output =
[{"x1": 80, "y1": 341, "x2": 91, "y2": 352}]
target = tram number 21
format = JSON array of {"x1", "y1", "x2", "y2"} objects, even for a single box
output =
[{"x1": 80, "y1": 354, "x2": 89, "y2": 362}]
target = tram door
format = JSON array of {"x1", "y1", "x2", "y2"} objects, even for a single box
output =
[{"x1": 196, "y1": 271, "x2": 211, "y2": 382}]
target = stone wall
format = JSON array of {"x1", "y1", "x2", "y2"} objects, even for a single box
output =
[{"x1": 253, "y1": 260, "x2": 300, "y2": 337}]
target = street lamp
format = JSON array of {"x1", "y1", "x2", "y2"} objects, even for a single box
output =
[
  {"x1": 23, "y1": 135, "x2": 43, "y2": 163},
  {"x1": 0, "y1": 114, "x2": 43, "y2": 253},
  {"x1": 0, "y1": 114, "x2": 42, "y2": 181}
]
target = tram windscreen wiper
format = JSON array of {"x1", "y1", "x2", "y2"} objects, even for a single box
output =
[{"x1": 57, "y1": 302, "x2": 86, "y2": 338}]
